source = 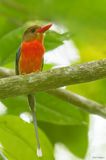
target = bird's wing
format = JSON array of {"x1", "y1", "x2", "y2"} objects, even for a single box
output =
[
  {"x1": 15, "y1": 47, "x2": 21, "y2": 75},
  {"x1": 41, "y1": 58, "x2": 44, "y2": 71}
]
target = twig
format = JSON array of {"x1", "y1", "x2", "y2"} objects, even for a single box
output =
[{"x1": 48, "y1": 89, "x2": 106, "y2": 119}]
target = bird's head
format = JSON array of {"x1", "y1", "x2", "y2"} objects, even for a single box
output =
[{"x1": 23, "y1": 24, "x2": 52, "y2": 42}]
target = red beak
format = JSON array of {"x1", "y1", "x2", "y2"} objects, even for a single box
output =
[{"x1": 37, "y1": 24, "x2": 52, "y2": 33}]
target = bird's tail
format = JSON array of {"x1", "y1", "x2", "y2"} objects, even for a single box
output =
[{"x1": 28, "y1": 94, "x2": 42, "y2": 157}]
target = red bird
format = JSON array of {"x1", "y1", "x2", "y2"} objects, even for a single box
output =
[{"x1": 16, "y1": 24, "x2": 52, "y2": 157}]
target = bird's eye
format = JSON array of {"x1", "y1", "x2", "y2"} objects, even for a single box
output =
[{"x1": 31, "y1": 28, "x2": 35, "y2": 33}]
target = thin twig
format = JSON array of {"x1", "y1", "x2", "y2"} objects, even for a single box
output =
[{"x1": 48, "y1": 89, "x2": 106, "y2": 119}]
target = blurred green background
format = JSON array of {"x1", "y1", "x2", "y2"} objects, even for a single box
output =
[{"x1": 0, "y1": 0, "x2": 106, "y2": 159}]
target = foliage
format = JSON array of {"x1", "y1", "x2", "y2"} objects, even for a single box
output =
[
  {"x1": 0, "y1": 116, "x2": 54, "y2": 160},
  {"x1": 0, "y1": 0, "x2": 106, "y2": 159}
]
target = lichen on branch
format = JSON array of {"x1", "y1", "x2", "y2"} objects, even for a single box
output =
[
  {"x1": 0, "y1": 58, "x2": 106, "y2": 119},
  {"x1": 0, "y1": 59, "x2": 106, "y2": 99}
]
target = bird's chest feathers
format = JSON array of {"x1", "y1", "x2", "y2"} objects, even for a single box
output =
[
  {"x1": 21, "y1": 40, "x2": 45, "y2": 59},
  {"x1": 19, "y1": 40, "x2": 45, "y2": 74}
]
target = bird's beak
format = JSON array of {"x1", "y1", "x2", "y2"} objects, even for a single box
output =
[{"x1": 37, "y1": 24, "x2": 52, "y2": 33}]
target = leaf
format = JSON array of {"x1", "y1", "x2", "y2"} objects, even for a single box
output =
[
  {"x1": 45, "y1": 31, "x2": 71, "y2": 51},
  {"x1": 0, "y1": 154, "x2": 5, "y2": 160},
  {"x1": 0, "y1": 115, "x2": 54, "y2": 160},
  {"x1": 39, "y1": 122, "x2": 88, "y2": 158},
  {"x1": 0, "y1": 27, "x2": 24, "y2": 65},
  {"x1": 36, "y1": 92, "x2": 88, "y2": 125},
  {"x1": 1, "y1": 92, "x2": 89, "y2": 125}
]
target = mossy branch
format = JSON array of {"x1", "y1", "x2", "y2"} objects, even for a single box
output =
[
  {"x1": 0, "y1": 59, "x2": 106, "y2": 119},
  {"x1": 0, "y1": 59, "x2": 106, "y2": 99}
]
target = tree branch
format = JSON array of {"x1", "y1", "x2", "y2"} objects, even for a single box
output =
[
  {"x1": 48, "y1": 89, "x2": 106, "y2": 119},
  {"x1": 0, "y1": 59, "x2": 106, "y2": 119},
  {"x1": 0, "y1": 59, "x2": 106, "y2": 99}
]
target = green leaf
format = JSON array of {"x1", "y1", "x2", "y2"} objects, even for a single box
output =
[
  {"x1": 0, "y1": 115, "x2": 54, "y2": 160},
  {"x1": 45, "y1": 31, "x2": 71, "y2": 51},
  {"x1": 36, "y1": 92, "x2": 88, "y2": 125},
  {"x1": 0, "y1": 154, "x2": 5, "y2": 160},
  {"x1": 0, "y1": 27, "x2": 24, "y2": 66},
  {"x1": 1, "y1": 92, "x2": 89, "y2": 125},
  {"x1": 39, "y1": 122, "x2": 88, "y2": 158}
]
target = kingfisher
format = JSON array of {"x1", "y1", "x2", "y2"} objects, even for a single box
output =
[{"x1": 15, "y1": 24, "x2": 52, "y2": 157}]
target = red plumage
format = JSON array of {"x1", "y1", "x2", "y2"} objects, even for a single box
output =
[{"x1": 19, "y1": 40, "x2": 45, "y2": 74}]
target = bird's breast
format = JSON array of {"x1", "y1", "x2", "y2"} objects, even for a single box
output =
[{"x1": 19, "y1": 40, "x2": 45, "y2": 74}]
